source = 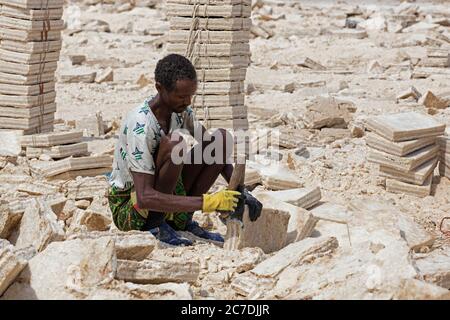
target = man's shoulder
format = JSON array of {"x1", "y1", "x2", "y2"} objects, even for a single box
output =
[
  {"x1": 124, "y1": 100, "x2": 158, "y2": 135},
  {"x1": 125, "y1": 100, "x2": 158, "y2": 130}
]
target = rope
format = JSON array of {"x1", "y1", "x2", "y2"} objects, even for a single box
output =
[
  {"x1": 35, "y1": 0, "x2": 52, "y2": 134},
  {"x1": 181, "y1": 0, "x2": 248, "y2": 129},
  {"x1": 183, "y1": 0, "x2": 213, "y2": 127}
]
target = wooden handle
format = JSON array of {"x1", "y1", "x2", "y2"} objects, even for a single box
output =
[{"x1": 228, "y1": 162, "x2": 246, "y2": 191}]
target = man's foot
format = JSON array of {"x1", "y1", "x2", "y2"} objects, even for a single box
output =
[
  {"x1": 185, "y1": 220, "x2": 224, "y2": 242},
  {"x1": 149, "y1": 222, "x2": 193, "y2": 246}
]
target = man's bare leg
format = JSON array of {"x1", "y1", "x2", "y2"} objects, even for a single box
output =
[
  {"x1": 143, "y1": 133, "x2": 193, "y2": 246},
  {"x1": 177, "y1": 129, "x2": 234, "y2": 241}
]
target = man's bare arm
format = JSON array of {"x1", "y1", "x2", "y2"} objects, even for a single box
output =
[{"x1": 131, "y1": 171, "x2": 203, "y2": 213}]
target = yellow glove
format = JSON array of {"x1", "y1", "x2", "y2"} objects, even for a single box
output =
[{"x1": 202, "y1": 189, "x2": 241, "y2": 213}]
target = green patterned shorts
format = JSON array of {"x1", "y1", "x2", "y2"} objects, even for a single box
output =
[{"x1": 108, "y1": 176, "x2": 192, "y2": 232}]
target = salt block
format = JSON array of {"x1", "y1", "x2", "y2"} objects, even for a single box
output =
[
  {"x1": 0, "y1": 71, "x2": 55, "y2": 86},
  {"x1": 368, "y1": 144, "x2": 439, "y2": 171},
  {"x1": 244, "y1": 168, "x2": 262, "y2": 186},
  {"x1": 20, "y1": 131, "x2": 83, "y2": 147},
  {"x1": 48, "y1": 167, "x2": 112, "y2": 181},
  {"x1": 0, "y1": 247, "x2": 27, "y2": 296},
  {"x1": 0, "y1": 0, "x2": 64, "y2": 9},
  {"x1": 395, "y1": 86, "x2": 426, "y2": 105},
  {"x1": 168, "y1": 43, "x2": 250, "y2": 57},
  {"x1": 65, "y1": 177, "x2": 108, "y2": 200},
  {"x1": 328, "y1": 29, "x2": 368, "y2": 39},
  {"x1": 0, "y1": 5, "x2": 63, "y2": 20},
  {"x1": 379, "y1": 157, "x2": 438, "y2": 185},
  {"x1": 441, "y1": 152, "x2": 450, "y2": 168},
  {"x1": 0, "y1": 91, "x2": 56, "y2": 108},
  {"x1": 2, "y1": 237, "x2": 115, "y2": 300},
  {"x1": 169, "y1": 30, "x2": 249, "y2": 44},
  {"x1": 0, "y1": 28, "x2": 61, "y2": 42},
  {"x1": 0, "y1": 15, "x2": 64, "y2": 31},
  {"x1": 14, "y1": 198, "x2": 65, "y2": 252},
  {"x1": 412, "y1": 67, "x2": 450, "y2": 79},
  {"x1": 195, "y1": 81, "x2": 245, "y2": 95},
  {"x1": 201, "y1": 118, "x2": 248, "y2": 130},
  {"x1": 295, "y1": 57, "x2": 326, "y2": 70},
  {"x1": 70, "y1": 55, "x2": 86, "y2": 66},
  {"x1": 0, "y1": 201, "x2": 23, "y2": 239},
  {"x1": 0, "y1": 59, "x2": 58, "y2": 76},
  {"x1": 31, "y1": 155, "x2": 113, "y2": 178},
  {"x1": 251, "y1": 192, "x2": 318, "y2": 245},
  {"x1": 415, "y1": 246, "x2": 450, "y2": 289},
  {"x1": 67, "y1": 230, "x2": 157, "y2": 261},
  {"x1": 223, "y1": 218, "x2": 243, "y2": 251},
  {"x1": 255, "y1": 187, "x2": 321, "y2": 210},
  {"x1": 196, "y1": 68, "x2": 246, "y2": 82},
  {"x1": 115, "y1": 257, "x2": 200, "y2": 284},
  {"x1": 366, "y1": 112, "x2": 446, "y2": 142},
  {"x1": 385, "y1": 174, "x2": 432, "y2": 197},
  {"x1": 303, "y1": 96, "x2": 351, "y2": 129},
  {"x1": 393, "y1": 279, "x2": 450, "y2": 300},
  {"x1": 419, "y1": 91, "x2": 448, "y2": 109},
  {"x1": 418, "y1": 57, "x2": 449, "y2": 68},
  {"x1": 250, "y1": 236, "x2": 338, "y2": 278},
  {"x1": 17, "y1": 181, "x2": 61, "y2": 196},
  {"x1": 192, "y1": 94, "x2": 245, "y2": 107},
  {"x1": 60, "y1": 68, "x2": 97, "y2": 84},
  {"x1": 170, "y1": 16, "x2": 251, "y2": 31},
  {"x1": 439, "y1": 162, "x2": 450, "y2": 179},
  {"x1": 0, "y1": 113, "x2": 54, "y2": 130},
  {"x1": 0, "y1": 81, "x2": 55, "y2": 96},
  {"x1": 397, "y1": 214, "x2": 435, "y2": 252},
  {"x1": 437, "y1": 135, "x2": 450, "y2": 154},
  {"x1": 95, "y1": 67, "x2": 114, "y2": 83},
  {"x1": 166, "y1": 3, "x2": 251, "y2": 18},
  {"x1": 76, "y1": 113, "x2": 105, "y2": 137},
  {"x1": 167, "y1": 0, "x2": 251, "y2": 4},
  {"x1": 26, "y1": 142, "x2": 89, "y2": 159},
  {"x1": 366, "y1": 132, "x2": 436, "y2": 157},
  {"x1": 309, "y1": 202, "x2": 353, "y2": 248},
  {"x1": 239, "y1": 207, "x2": 290, "y2": 254},
  {"x1": 192, "y1": 56, "x2": 250, "y2": 69},
  {"x1": 310, "y1": 202, "x2": 352, "y2": 223},
  {"x1": 194, "y1": 105, "x2": 247, "y2": 120},
  {"x1": 1, "y1": 39, "x2": 62, "y2": 54}
]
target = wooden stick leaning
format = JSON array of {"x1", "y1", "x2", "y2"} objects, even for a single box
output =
[{"x1": 223, "y1": 162, "x2": 246, "y2": 251}]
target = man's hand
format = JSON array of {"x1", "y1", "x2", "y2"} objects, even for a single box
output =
[
  {"x1": 236, "y1": 185, "x2": 263, "y2": 222},
  {"x1": 203, "y1": 189, "x2": 241, "y2": 213}
]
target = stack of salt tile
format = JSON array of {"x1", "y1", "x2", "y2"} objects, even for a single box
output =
[
  {"x1": 0, "y1": 0, "x2": 64, "y2": 134},
  {"x1": 438, "y1": 134, "x2": 450, "y2": 179},
  {"x1": 20, "y1": 131, "x2": 113, "y2": 180},
  {"x1": 366, "y1": 112, "x2": 446, "y2": 197},
  {"x1": 166, "y1": 0, "x2": 251, "y2": 131}
]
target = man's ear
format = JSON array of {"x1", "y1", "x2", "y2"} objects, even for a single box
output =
[{"x1": 155, "y1": 82, "x2": 162, "y2": 94}]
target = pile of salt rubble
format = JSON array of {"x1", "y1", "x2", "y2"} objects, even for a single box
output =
[{"x1": 1, "y1": 164, "x2": 450, "y2": 299}]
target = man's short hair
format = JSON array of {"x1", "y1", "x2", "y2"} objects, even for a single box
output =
[{"x1": 155, "y1": 54, "x2": 197, "y2": 91}]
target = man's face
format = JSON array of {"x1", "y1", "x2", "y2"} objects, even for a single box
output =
[{"x1": 160, "y1": 79, "x2": 197, "y2": 113}]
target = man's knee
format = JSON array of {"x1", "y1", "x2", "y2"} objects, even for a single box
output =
[{"x1": 159, "y1": 133, "x2": 187, "y2": 162}]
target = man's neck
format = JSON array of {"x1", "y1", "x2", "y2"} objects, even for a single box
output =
[{"x1": 150, "y1": 94, "x2": 172, "y2": 123}]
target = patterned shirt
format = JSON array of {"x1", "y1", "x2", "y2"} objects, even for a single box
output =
[{"x1": 109, "y1": 96, "x2": 199, "y2": 191}]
